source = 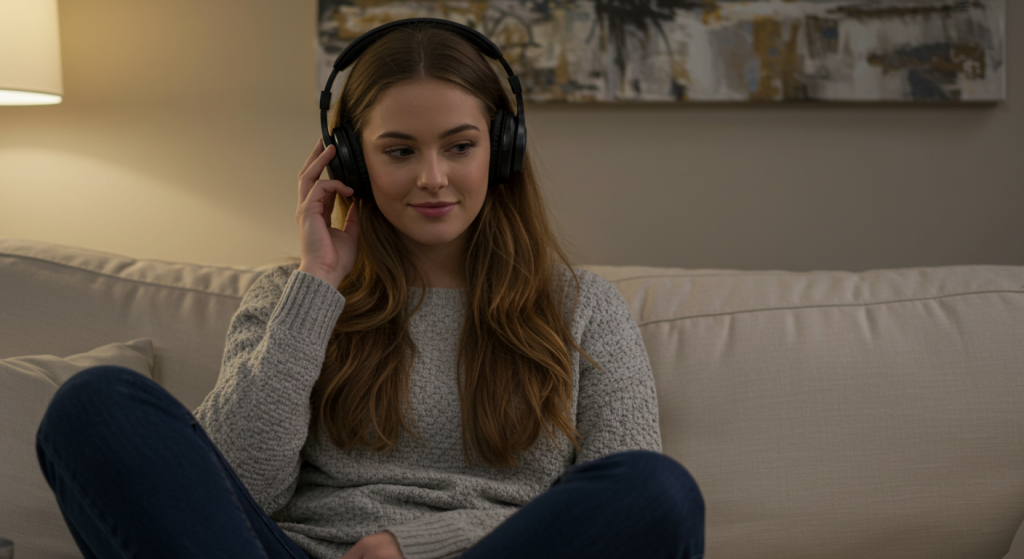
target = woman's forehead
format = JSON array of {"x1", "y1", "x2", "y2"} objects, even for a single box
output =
[{"x1": 364, "y1": 78, "x2": 489, "y2": 133}]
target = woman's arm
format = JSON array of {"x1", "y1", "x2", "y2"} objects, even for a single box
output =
[
  {"x1": 571, "y1": 270, "x2": 663, "y2": 465},
  {"x1": 192, "y1": 264, "x2": 345, "y2": 514}
]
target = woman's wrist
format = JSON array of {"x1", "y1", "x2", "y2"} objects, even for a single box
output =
[{"x1": 297, "y1": 265, "x2": 342, "y2": 288}]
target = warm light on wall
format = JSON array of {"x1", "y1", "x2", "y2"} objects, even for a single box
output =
[{"x1": 0, "y1": 0, "x2": 64, "y2": 105}]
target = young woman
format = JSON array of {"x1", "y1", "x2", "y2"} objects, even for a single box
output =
[{"x1": 36, "y1": 19, "x2": 704, "y2": 559}]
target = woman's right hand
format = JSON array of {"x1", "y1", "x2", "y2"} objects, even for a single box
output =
[{"x1": 296, "y1": 139, "x2": 361, "y2": 287}]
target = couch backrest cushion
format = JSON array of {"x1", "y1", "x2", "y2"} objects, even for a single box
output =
[
  {"x1": 0, "y1": 238, "x2": 274, "y2": 411},
  {"x1": 584, "y1": 265, "x2": 1024, "y2": 559}
]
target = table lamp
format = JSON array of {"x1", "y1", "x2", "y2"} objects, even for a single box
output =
[{"x1": 0, "y1": 0, "x2": 64, "y2": 105}]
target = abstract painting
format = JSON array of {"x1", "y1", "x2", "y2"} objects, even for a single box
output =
[{"x1": 317, "y1": 0, "x2": 1006, "y2": 102}]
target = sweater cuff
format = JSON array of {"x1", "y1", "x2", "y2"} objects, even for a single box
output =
[
  {"x1": 268, "y1": 269, "x2": 346, "y2": 341},
  {"x1": 386, "y1": 517, "x2": 475, "y2": 559}
]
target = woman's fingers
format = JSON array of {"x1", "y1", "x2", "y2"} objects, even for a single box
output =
[
  {"x1": 305, "y1": 178, "x2": 354, "y2": 206},
  {"x1": 298, "y1": 138, "x2": 328, "y2": 185},
  {"x1": 294, "y1": 138, "x2": 361, "y2": 286},
  {"x1": 297, "y1": 180, "x2": 353, "y2": 224},
  {"x1": 319, "y1": 180, "x2": 356, "y2": 227},
  {"x1": 299, "y1": 137, "x2": 324, "y2": 177},
  {"x1": 319, "y1": 187, "x2": 336, "y2": 228},
  {"x1": 298, "y1": 141, "x2": 338, "y2": 205}
]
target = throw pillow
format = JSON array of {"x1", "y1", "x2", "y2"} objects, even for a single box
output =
[{"x1": 0, "y1": 339, "x2": 154, "y2": 559}]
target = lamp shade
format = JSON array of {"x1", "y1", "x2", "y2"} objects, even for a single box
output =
[{"x1": 0, "y1": 0, "x2": 64, "y2": 105}]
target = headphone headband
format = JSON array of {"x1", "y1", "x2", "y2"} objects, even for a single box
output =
[{"x1": 319, "y1": 18, "x2": 522, "y2": 112}]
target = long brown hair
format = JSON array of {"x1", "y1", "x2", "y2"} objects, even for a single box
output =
[{"x1": 309, "y1": 23, "x2": 605, "y2": 468}]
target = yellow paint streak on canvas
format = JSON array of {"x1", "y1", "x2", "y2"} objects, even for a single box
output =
[
  {"x1": 498, "y1": 24, "x2": 531, "y2": 62},
  {"x1": 430, "y1": 1, "x2": 486, "y2": 24},
  {"x1": 750, "y1": 17, "x2": 802, "y2": 101},
  {"x1": 467, "y1": 0, "x2": 490, "y2": 25},
  {"x1": 542, "y1": 49, "x2": 568, "y2": 101},
  {"x1": 751, "y1": 16, "x2": 782, "y2": 100},
  {"x1": 556, "y1": 49, "x2": 571, "y2": 86},
  {"x1": 702, "y1": 0, "x2": 722, "y2": 26},
  {"x1": 333, "y1": 8, "x2": 402, "y2": 39},
  {"x1": 331, "y1": 10, "x2": 360, "y2": 40}
]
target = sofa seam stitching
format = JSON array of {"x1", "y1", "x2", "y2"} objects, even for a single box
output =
[
  {"x1": 0, "y1": 243, "x2": 282, "y2": 273},
  {"x1": 0, "y1": 253, "x2": 263, "y2": 300},
  {"x1": 601, "y1": 268, "x2": 1022, "y2": 283},
  {"x1": 636, "y1": 289, "x2": 1024, "y2": 327}
]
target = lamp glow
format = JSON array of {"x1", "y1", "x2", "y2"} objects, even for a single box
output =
[{"x1": 0, "y1": 0, "x2": 64, "y2": 106}]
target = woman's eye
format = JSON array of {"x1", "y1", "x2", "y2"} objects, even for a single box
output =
[
  {"x1": 385, "y1": 148, "x2": 413, "y2": 158},
  {"x1": 385, "y1": 143, "x2": 474, "y2": 159}
]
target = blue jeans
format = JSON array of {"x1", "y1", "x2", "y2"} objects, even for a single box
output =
[{"x1": 36, "y1": 366, "x2": 704, "y2": 559}]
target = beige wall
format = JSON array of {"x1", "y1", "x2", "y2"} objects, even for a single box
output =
[{"x1": 1, "y1": 0, "x2": 1020, "y2": 271}]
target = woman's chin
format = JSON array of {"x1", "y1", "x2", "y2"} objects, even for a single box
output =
[{"x1": 401, "y1": 229, "x2": 465, "y2": 248}]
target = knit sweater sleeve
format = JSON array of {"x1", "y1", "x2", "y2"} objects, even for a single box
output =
[
  {"x1": 192, "y1": 265, "x2": 345, "y2": 515},
  {"x1": 572, "y1": 269, "x2": 663, "y2": 464}
]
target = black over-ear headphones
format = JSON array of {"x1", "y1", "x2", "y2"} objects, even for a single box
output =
[{"x1": 318, "y1": 17, "x2": 527, "y2": 202}]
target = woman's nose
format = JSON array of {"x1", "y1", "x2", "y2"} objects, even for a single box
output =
[{"x1": 416, "y1": 152, "x2": 448, "y2": 191}]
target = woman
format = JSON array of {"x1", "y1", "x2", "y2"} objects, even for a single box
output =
[{"x1": 35, "y1": 19, "x2": 704, "y2": 559}]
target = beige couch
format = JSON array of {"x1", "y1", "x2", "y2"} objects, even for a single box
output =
[{"x1": 2, "y1": 237, "x2": 1023, "y2": 559}]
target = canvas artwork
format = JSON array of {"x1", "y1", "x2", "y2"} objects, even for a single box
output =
[{"x1": 316, "y1": 0, "x2": 1006, "y2": 102}]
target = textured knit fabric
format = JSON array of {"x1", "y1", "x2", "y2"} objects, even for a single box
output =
[{"x1": 192, "y1": 262, "x2": 662, "y2": 559}]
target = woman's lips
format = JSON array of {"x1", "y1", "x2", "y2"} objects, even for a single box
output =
[{"x1": 411, "y1": 203, "x2": 456, "y2": 217}]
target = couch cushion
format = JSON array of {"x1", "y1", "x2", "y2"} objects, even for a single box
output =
[
  {"x1": 0, "y1": 339, "x2": 154, "y2": 559},
  {"x1": 584, "y1": 265, "x2": 1024, "y2": 559},
  {"x1": 0, "y1": 238, "x2": 277, "y2": 411}
]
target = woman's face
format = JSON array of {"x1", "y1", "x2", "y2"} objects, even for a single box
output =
[{"x1": 361, "y1": 78, "x2": 491, "y2": 256}]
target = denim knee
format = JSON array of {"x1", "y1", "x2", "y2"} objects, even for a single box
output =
[
  {"x1": 39, "y1": 365, "x2": 154, "y2": 441},
  {"x1": 61, "y1": 364, "x2": 147, "y2": 393},
  {"x1": 606, "y1": 450, "x2": 705, "y2": 532}
]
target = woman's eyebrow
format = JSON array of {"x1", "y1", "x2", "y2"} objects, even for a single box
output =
[{"x1": 375, "y1": 124, "x2": 480, "y2": 141}]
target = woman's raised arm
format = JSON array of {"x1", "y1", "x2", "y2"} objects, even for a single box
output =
[{"x1": 192, "y1": 263, "x2": 345, "y2": 515}]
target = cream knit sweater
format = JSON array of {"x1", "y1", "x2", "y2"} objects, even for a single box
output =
[{"x1": 193, "y1": 263, "x2": 661, "y2": 559}]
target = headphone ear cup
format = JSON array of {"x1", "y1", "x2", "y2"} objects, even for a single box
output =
[
  {"x1": 500, "y1": 110, "x2": 515, "y2": 185},
  {"x1": 509, "y1": 111, "x2": 526, "y2": 177},
  {"x1": 489, "y1": 109, "x2": 509, "y2": 188},
  {"x1": 323, "y1": 136, "x2": 346, "y2": 183},
  {"x1": 330, "y1": 127, "x2": 356, "y2": 190},
  {"x1": 335, "y1": 121, "x2": 373, "y2": 201}
]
